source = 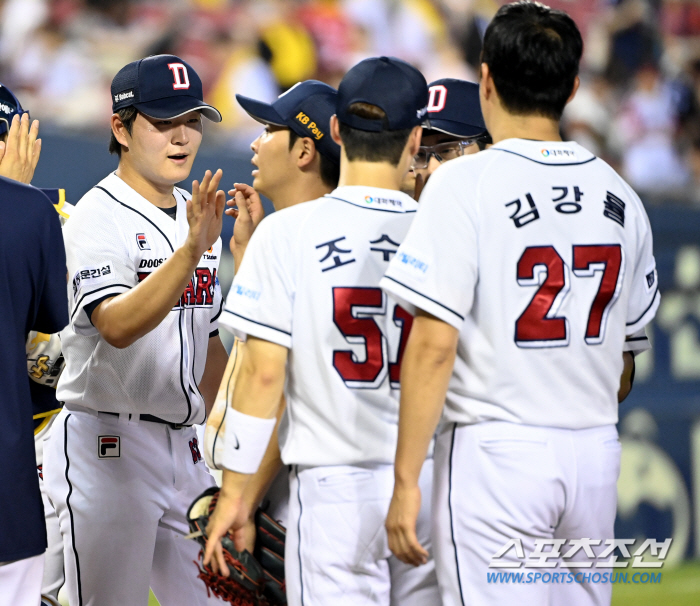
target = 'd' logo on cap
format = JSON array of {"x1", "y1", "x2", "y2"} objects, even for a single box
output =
[
  {"x1": 98, "y1": 435, "x2": 120, "y2": 458},
  {"x1": 427, "y1": 85, "x2": 447, "y2": 113},
  {"x1": 168, "y1": 63, "x2": 190, "y2": 90}
]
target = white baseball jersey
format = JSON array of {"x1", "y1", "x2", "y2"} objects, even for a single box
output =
[
  {"x1": 57, "y1": 173, "x2": 223, "y2": 425},
  {"x1": 381, "y1": 139, "x2": 660, "y2": 430},
  {"x1": 220, "y1": 186, "x2": 419, "y2": 467}
]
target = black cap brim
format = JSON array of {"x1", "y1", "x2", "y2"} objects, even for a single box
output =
[
  {"x1": 423, "y1": 119, "x2": 486, "y2": 138},
  {"x1": 235, "y1": 94, "x2": 288, "y2": 127},
  {"x1": 135, "y1": 96, "x2": 222, "y2": 122}
]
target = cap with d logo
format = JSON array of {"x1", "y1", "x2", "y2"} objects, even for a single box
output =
[
  {"x1": 236, "y1": 80, "x2": 340, "y2": 164},
  {"x1": 111, "y1": 54, "x2": 221, "y2": 122},
  {"x1": 424, "y1": 78, "x2": 486, "y2": 138},
  {"x1": 336, "y1": 56, "x2": 428, "y2": 132},
  {"x1": 0, "y1": 83, "x2": 28, "y2": 135}
]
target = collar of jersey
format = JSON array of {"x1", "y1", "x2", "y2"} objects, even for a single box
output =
[
  {"x1": 490, "y1": 138, "x2": 596, "y2": 165},
  {"x1": 325, "y1": 185, "x2": 418, "y2": 212},
  {"x1": 100, "y1": 172, "x2": 182, "y2": 228}
]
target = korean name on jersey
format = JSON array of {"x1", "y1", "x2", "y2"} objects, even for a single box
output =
[
  {"x1": 57, "y1": 173, "x2": 223, "y2": 425},
  {"x1": 381, "y1": 139, "x2": 659, "y2": 430},
  {"x1": 220, "y1": 186, "x2": 419, "y2": 467}
]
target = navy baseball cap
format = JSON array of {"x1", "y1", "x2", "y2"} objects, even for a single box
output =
[
  {"x1": 423, "y1": 79, "x2": 486, "y2": 138},
  {"x1": 111, "y1": 54, "x2": 221, "y2": 122},
  {"x1": 236, "y1": 80, "x2": 340, "y2": 163},
  {"x1": 336, "y1": 56, "x2": 428, "y2": 132},
  {"x1": 0, "y1": 83, "x2": 28, "y2": 136}
]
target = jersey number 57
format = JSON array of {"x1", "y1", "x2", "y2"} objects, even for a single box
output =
[{"x1": 332, "y1": 287, "x2": 412, "y2": 389}]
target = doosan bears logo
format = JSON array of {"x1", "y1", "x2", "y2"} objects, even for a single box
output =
[{"x1": 138, "y1": 267, "x2": 218, "y2": 309}]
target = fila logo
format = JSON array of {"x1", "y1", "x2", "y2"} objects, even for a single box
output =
[
  {"x1": 427, "y1": 85, "x2": 448, "y2": 113},
  {"x1": 98, "y1": 435, "x2": 120, "y2": 458},
  {"x1": 168, "y1": 63, "x2": 190, "y2": 90},
  {"x1": 136, "y1": 233, "x2": 150, "y2": 250}
]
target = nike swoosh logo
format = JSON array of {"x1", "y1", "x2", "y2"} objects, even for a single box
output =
[{"x1": 232, "y1": 432, "x2": 240, "y2": 449}]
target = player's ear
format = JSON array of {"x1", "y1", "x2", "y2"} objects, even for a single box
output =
[
  {"x1": 296, "y1": 137, "x2": 317, "y2": 169},
  {"x1": 111, "y1": 113, "x2": 130, "y2": 149},
  {"x1": 566, "y1": 75, "x2": 580, "y2": 106},
  {"x1": 407, "y1": 125, "x2": 422, "y2": 158},
  {"x1": 330, "y1": 115, "x2": 342, "y2": 145},
  {"x1": 480, "y1": 63, "x2": 492, "y2": 102}
]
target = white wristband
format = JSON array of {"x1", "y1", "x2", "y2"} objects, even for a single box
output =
[{"x1": 222, "y1": 408, "x2": 276, "y2": 474}]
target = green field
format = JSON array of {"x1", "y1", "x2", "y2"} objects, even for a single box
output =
[
  {"x1": 612, "y1": 561, "x2": 700, "y2": 606},
  {"x1": 146, "y1": 561, "x2": 700, "y2": 605}
]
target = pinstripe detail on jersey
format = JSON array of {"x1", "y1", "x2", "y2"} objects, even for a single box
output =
[
  {"x1": 492, "y1": 148, "x2": 598, "y2": 167},
  {"x1": 626, "y1": 286, "x2": 659, "y2": 327},
  {"x1": 211, "y1": 297, "x2": 224, "y2": 323},
  {"x1": 178, "y1": 311, "x2": 193, "y2": 425},
  {"x1": 188, "y1": 310, "x2": 205, "y2": 424},
  {"x1": 94, "y1": 186, "x2": 175, "y2": 252},
  {"x1": 382, "y1": 275, "x2": 465, "y2": 321},
  {"x1": 448, "y1": 424, "x2": 466, "y2": 606},
  {"x1": 222, "y1": 309, "x2": 292, "y2": 336},
  {"x1": 295, "y1": 466, "x2": 306, "y2": 606},
  {"x1": 70, "y1": 283, "x2": 132, "y2": 321},
  {"x1": 64, "y1": 414, "x2": 84, "y2": 606}
]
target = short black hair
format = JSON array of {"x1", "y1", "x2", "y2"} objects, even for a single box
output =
[
  {"x1": 481, "y1": 1, "x2": 583, "y2": 121},
  {"x1": 338, "y1": 103, "x2": 412, "y2": 166},
  {"x1": 288, "y1": 130, "x2": 340, "y2": 189},
  {"x1": 109, "y1": 106, "x2": 139, "y2": 156}
]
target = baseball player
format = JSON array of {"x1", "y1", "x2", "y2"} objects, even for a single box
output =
[
  {"x1": 43, "y1": 55, "x2": 229, "y2": 606},
  {"x1": 0, "y1": 173, "x2": 68, "y2": 606},
  {"x1": 203, "y1": 56, "x2": 442, "y2": 606},
  {"x1": 204, "y1": 80, "x2": 340, "y2": 536},
  {"x1": 402, "y1": 78, "x2": 489, "y2": 198},
  {"x1": 382, "y1": 4, "x2": 658, "y2": 606},
  {"x1": 0, "y1": 82, "x2": 72, "y2": 606}
]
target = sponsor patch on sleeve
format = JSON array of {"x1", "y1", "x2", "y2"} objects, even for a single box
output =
[
  {"x1": 232, "y1": 282, "x2": 262, "y2": 302},
  {"x1": 645, "y1": 268, "x2": 657, "y2": 292},
  {"x1": 394, "y1": 246, "x2": 430, "y2": 283},
  {"x1": 72, "y1": 263, "x2": 114, "y2": 300}
]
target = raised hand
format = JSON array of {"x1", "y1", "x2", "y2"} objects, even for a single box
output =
[
  {"x1": 0, "y1": 113, "x2": 41, "y2": 184},
  {"x1": 185, "y1": 169, "x2": 225, "y2": 260},
  {"x1": 227, "y1": 182, "x2": 265, "y2": 270}
]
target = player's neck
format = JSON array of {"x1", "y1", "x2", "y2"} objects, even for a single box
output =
[
  {"x1": 115, "y1": 163, "x2": 176, "y2": 208},
  {"x1": 271, "y1": 175, "x2": 331, "y2": 211},
  {"x1": 488, "y1": 111, "x2": 563, "y2": 145},
  {"x1": 338, "y1": 160, "x2": 403, "y2": 191}
]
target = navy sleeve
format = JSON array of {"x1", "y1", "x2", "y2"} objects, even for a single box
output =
[{"x1": 33, "y1": 207, "x2": 69, "y2": 335}]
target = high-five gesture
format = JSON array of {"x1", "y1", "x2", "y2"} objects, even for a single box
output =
[
  {"x1": 186, "y1": 169, "x2": 225, "y2": 260},
  {"x1": 0, "y1": 113, "x2": 41, "y2": 184},
  {"x1": 227, "y1": 182, "x2": 266, "y2": 271}
]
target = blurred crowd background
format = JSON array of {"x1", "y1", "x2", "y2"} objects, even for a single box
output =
[{"x1": 3, "y1": 0, "x2": 700, "y2": 205}]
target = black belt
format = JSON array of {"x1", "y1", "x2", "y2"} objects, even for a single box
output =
[{"x1": 98, "y1": 411, "x2": 189, "y2": 430}]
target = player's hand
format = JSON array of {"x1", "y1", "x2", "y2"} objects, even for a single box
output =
[
  {"x1": 385, "y1": 483, "x2": 429, "y2": 567},
  {"x1": 0, "y1": 113, "x2": 41, "y2": 184},
  {"x1": 414, "y1": 172, "x2": 430, "y2": 201},
  {"x1": 227, "y1": 182, "x2": 265, "y2": 269},
  {"x1": 232, "y1": 513, "x2": 257, "y2": 554},
  {"x1": 186, "y1": 169, "x2": 225, "y2": 261},
  {"x1": 203, "y1": 488, "x2": 248, "y2": 576}
]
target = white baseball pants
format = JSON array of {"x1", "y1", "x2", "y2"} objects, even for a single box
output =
[
  {"x1": 433, "y1": 421, "x2": 620, "y2": 606},
  {"x1": 0, "y1": 553, "x2": 44, "y2": 606},
  {"x1": 286, "y1": 460, "x2": 442, "y2": 606},
  {"x1": 43, "y1": 408, "x2": 219, "y2": 606}
]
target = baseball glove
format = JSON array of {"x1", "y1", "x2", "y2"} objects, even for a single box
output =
[{"x1": 187, "y1": 487, "x2": 286, "y2": 606}]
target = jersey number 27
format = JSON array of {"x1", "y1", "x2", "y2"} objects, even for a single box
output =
[
  {"x1": 332, "y1": 287, "x2": 412, "y2": 389},
  {"x1": 515, "y1": 244, "x2": 624, "y2": 348}
]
